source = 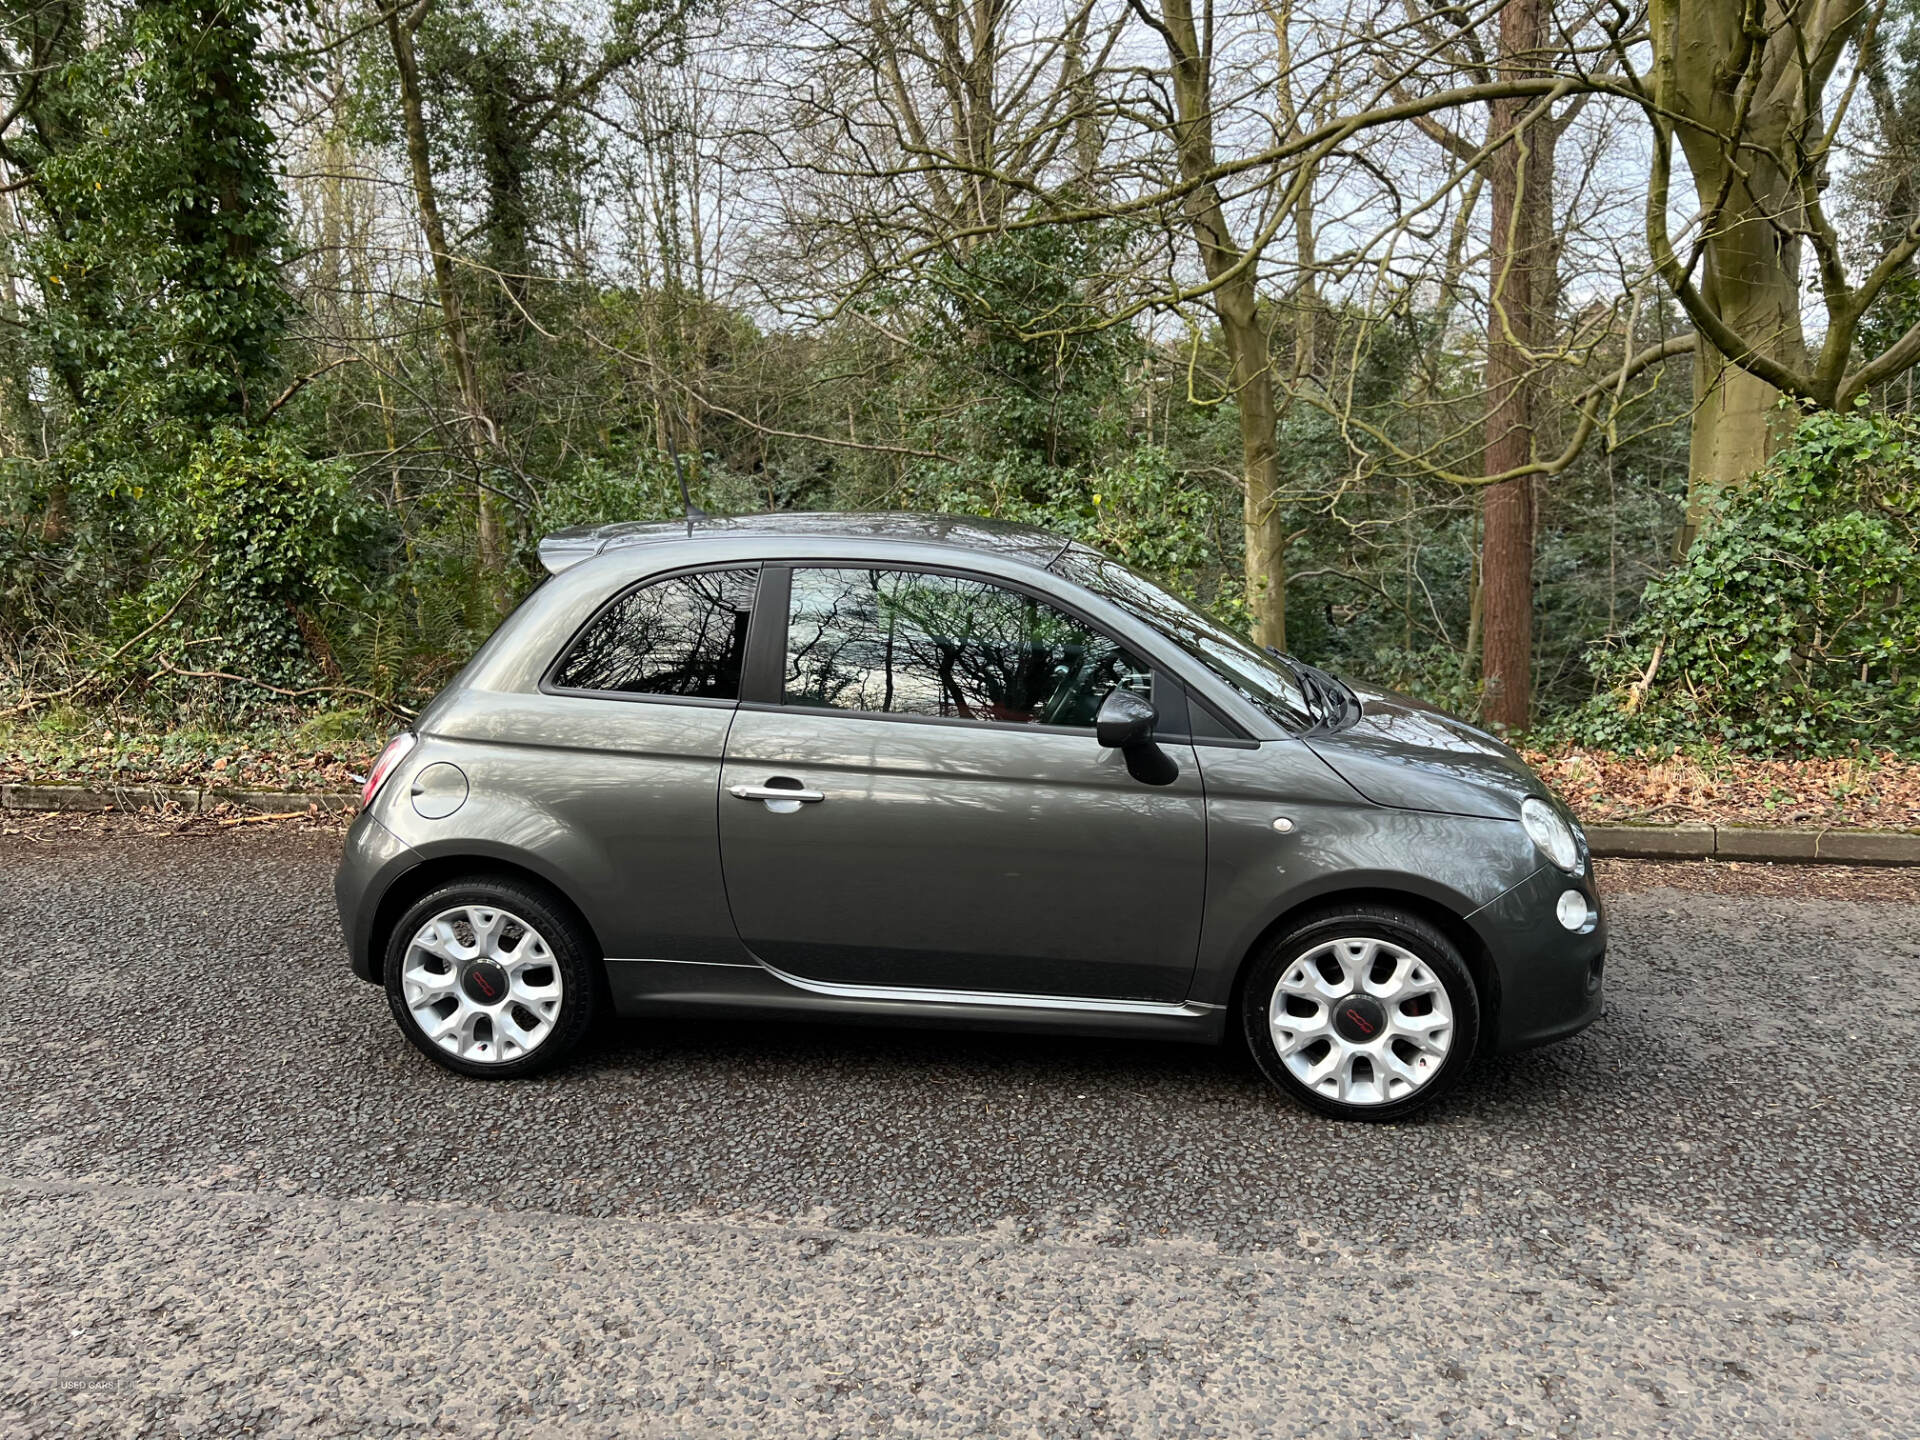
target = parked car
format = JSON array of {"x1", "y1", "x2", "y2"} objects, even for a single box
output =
[{"x1": 336, "y1": 512, "x2": 1604, "y2": 1120}]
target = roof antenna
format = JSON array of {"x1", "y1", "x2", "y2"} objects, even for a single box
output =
[{"x1": 663, "y1": 413, "x2": 706, "y2": 536}]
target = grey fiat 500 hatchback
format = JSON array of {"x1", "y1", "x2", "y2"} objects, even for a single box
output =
[{"x1": 336, "y1": 512, "x2": 1604, "y2": 1120}]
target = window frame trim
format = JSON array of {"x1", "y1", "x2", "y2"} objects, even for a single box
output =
[
  {"x1": 538, "y1": 560, "x2": 766, "y2": 706},
  {"x1": 739, "y1": 564, "x2": 790, "y2": 706},
  {"x1": 767, "y1": 559, "x2": 1202, "y2": 738}
]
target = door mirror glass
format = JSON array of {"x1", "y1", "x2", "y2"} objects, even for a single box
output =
[{"x1": 1095, "y1": 688, "x2": 1157, "y2": 749}]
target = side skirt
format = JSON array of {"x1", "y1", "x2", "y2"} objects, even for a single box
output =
[{"x1": 602, "y1": 958, "x2": 1227, "y2": 1044}]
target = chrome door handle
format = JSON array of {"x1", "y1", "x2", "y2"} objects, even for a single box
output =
[{"x1": 729, "y1": 783, "x2": 826, "y2": 805}]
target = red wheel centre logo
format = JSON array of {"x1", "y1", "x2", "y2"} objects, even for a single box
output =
[{"x1": 462, "y1": 962, "x2": 508, "y2": 1005}]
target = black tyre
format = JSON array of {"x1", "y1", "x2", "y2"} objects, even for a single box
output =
[
  {"x1": 382, "y1": 876, "x2": 601, "y2": 1079},
  {"x1": 1242, "y1": 904, "x2": 1480, "y2": 1122}
]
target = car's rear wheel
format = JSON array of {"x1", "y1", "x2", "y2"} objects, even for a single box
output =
[
  {"x1": 383, "y1": 877, "x2": 600, "y2": 1079},
  {"x1": 1243, "y1": 904, "x2": 1479, "y2": 1121}
]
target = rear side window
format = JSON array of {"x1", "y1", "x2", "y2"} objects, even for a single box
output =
[
  {"x1": 784, "y1": 566, "x2": 1148, "y2": 727},
  {"x1": 553, "y1": 568, "x2": 758, "y2": 698}
]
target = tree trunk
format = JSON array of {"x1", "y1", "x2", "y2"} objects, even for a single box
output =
[
  {"x1": 1683, "y1": 346, "x2": 1791, "y2": 550},
  {"x1": 1155, "y1": 0, "x2": 1285, "y2": 649},
  {"x1": 960, "y1": 0, "x2": 1005, "y2": 230},
  {"x1": 1461, "y1": 495, "x2": 1484, "y2": 686},
  {"x1": 1479, "y1": 0, "x2": 1551, "y2": 733},
  {"x1": 1230, "y1": 295, "x2": 1287, "y2": 651},
  {"x1": 1679, "y1": 163, "x2": 1808, "y2": 544},
  {"x1": 384, "y1": 0, "x2": 510, "y2": 616},
  {"x1": 1479, "y1": 474, "x2": 1533, "y2": 730},
  {"x1": 1646, "y1": 0, "x2": 1846, "y2": 535},
  {"x1": 39, "y1": 482, "x2": 70, "y2": 542}
]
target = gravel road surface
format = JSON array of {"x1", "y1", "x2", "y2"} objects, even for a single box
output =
[{"x1": 2, "y1": 822, "x2": 1916, "y2": 1438}]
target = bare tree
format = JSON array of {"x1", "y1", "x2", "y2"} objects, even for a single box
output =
[
  {"x1": 1140, "y1": 0, "x2": 1293, "y2": 648},
  {"x1": 1481, "y1": 0, "x2": 1555, "y2": 729},
  {"x1": 1640, "y1": 0, "x2": 1913, "y2": 530},
  {"x1": 381, "y1": 0, "x2": 510, "y2": 608}
]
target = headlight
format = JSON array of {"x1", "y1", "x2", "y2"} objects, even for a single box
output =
[{"x1": 1522, "y1": 796, "x2": 1580, "y2": 872}]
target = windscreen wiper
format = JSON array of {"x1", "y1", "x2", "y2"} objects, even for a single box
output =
[
  {"x1": 1264, "y1": 645, "x2": 1326, "y2": 721},
  {"x1": 1266, "y1": 647, "x2": 1359, "y2": 731},
  {"x1": 1298, "y1": 660, "x2": 1361, "y2": 729}
]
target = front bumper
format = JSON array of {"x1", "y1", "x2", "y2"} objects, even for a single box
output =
[
  {"x1": 334, "y1": 809, "x2": 421, "y2": 983},
  {"x1": 1466, "y1": 862, "x2": 1607, "y2": 1053}
]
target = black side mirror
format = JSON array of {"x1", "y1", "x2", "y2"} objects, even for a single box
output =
[{"x1": 1096, "y1": 688, "x2": 1157, "y2": 749}]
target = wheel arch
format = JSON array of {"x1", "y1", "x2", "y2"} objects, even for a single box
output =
[
  {"x1": 1223, "y1": 886, "x2": 1499, "y2": 1053},
  {"x1": 366, "y1": 852, "x2": 607, "y2": 985}
]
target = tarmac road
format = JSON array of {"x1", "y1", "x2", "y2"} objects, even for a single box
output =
[{"x1": 2, "y1": 822, "x2": 1916, "y2": 1438}]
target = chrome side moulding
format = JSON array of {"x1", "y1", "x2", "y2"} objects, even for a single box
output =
[
  {"x1": 597, "y1": 955, "x2": 1226, "y2": 1042},
  {"x1": 754, "y1": 960, "x2": 1219, "y2": 1017}
]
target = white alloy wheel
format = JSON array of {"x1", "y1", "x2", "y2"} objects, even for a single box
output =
[
  {"x1": 399, "y1": 905, "x2": 565, "y2": 1065},
  {"x1": 1267, "y1": 936, "x2": 1456, "y2": 1107}
]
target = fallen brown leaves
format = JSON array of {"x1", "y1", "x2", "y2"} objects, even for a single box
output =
[
  {"x1": 0, "y1": 731, "x2": 363, "y2": 794},
  {"x1": 0, "y1": 804, "x2": 350, "y2": 843},
  {"x1": 1526, "y1": 748, "x2": 1920, "y2": 831}
]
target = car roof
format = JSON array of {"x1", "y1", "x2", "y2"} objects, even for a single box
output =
[{"x1": 537, "y1": 511, "x2": 1073, "y2": 576}]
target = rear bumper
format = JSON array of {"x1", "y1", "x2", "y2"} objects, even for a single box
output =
[
  {"x1": 1466, "y1": 863, "x2": 1607, "y2": 1053},
  {"x1": 334, "y1": 809, "x2": 421, "y2": 983}
]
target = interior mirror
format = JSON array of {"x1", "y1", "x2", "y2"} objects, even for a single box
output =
[{"x1": 1096, "y1": 688, "x2": 1157, "y2": 749}]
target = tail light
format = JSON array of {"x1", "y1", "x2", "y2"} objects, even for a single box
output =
[{"x1": 361, "y1": 732, "x2": 417, "y2": 809}]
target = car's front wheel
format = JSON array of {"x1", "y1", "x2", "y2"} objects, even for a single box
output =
[
  {"x1": 383, "y1": 877, "x2": 600, "y2": 1079},
  {"x1": 1243, "y1": 904, "x2": 1480, "y2": 1121}
]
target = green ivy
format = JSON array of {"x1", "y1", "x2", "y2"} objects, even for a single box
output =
[
  {"x1": 121, "y1": 427, "x2": 384, "y2": 700},
  {"x1": 1558, "y1": 408, "x2": 1920, "y2": 755},
  {"x1": 22, "y1": 0, "x2": 293, "y2": 443},
  {"x1": 888, "y1": 219, "x2": 1139, "y2": 483}
]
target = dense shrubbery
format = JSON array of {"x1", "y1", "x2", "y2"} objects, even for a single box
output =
[
  {"x1": 126, "y1": 428, "x2": 386, "y2": 689},
  {"x1": 0, "y1": 427, "x2": 386, "y2": 710},
  {"x1": 1562, "y1": 409, "x2": 1920, "y2": 756}
]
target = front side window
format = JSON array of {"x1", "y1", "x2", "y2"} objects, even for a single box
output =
[
  {"x1": 1055, "y1": 550, "x2": 1314, "y2": 729},
  {"x1": 553, "y1": 567, "x2": 758, "y2": 698},
  {"x1": 784, "y1": 567, "x2": 1148, "y2": 727}
]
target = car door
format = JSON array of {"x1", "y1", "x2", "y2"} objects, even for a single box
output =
[
  {"x1": 716, "y1": 564, "x2": 1207, "y2": 1002},
  {"x1": 449, "y1": 563, "x2": 761, "y2": 967}
]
